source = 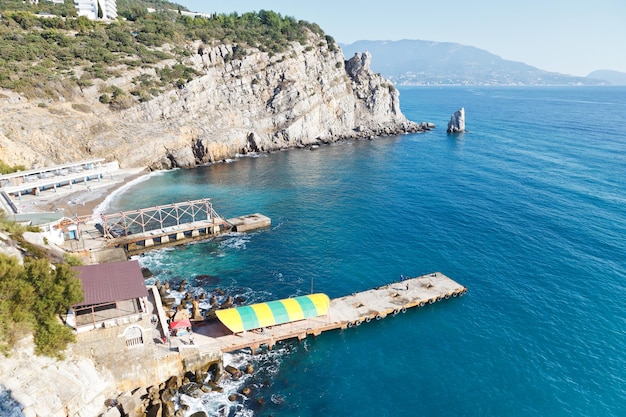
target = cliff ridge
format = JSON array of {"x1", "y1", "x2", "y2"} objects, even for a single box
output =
[{"x1": 0, "y1": 34, "x2": 421, "y2": 170}]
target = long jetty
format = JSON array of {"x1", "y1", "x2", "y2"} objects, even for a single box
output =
[{"x1": 190, "y1": 272, "x2": 466, "y2": 354}]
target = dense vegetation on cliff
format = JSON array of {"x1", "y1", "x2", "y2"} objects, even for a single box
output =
[
  {"x1": 0, "y1": 214, "x2": 84, "y2": 358},
  {"x1": 0, "y1": 0, "x2": 331, "y2": 105}
]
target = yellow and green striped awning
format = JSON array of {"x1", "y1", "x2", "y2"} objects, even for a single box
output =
[{"x1": 215, "y1": 293, "x2": 330, "y2": 333}]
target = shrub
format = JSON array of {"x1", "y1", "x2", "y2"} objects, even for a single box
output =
[
  {"x1": 71, "y1": 103, "x2": 91, "y2": 113},
  {"x1": 0, "y1": 161, "x2": 27, "y2": 175},
  {"x1": 99, "y1": 93, "x2": 110, "y2": 104},
  {"x1": 325, "y1": 35, "x2": 337, "y2": 52},
  {"x1": 0, "y1": 253, "x2": 83, "y2": 358},
  {"x1": 63, "y1": 253, "x2": 83, "y2": 266},
  {"x1": 33, "y1": 317, "x2": 76, "y2": 358},
  {"x1": 109, "y1": 92, "x2": 134, "y2": 110}
]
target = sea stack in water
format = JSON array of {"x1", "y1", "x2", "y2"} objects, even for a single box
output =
[{"x1": 447, "y1": 107, "x2": 466, "y2": 133}]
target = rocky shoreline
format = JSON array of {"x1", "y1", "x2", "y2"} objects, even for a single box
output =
[
  {"x1": 103, "y1": 361, "x2": 260, "y2": 417},
  {"x1": 1, "y1": 129, "x2": 443, "y2": 417},
  {"x1": 1, "y1": 31, "x2": 436, "y2": 417}
]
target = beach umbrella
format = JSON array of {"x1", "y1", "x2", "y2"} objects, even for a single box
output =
[{"x1": 169, "y1": 318, "x2": 191, "y2": 330}]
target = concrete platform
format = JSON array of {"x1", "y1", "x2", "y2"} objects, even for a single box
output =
[
  {"x1": 226, "y1": 213, "x2": 271, "y2": 232},
  {"x1": 186, "y1": 272, "x2": 466, "y2": 354},
  {"x1": 64, "y1": 211, "x2": 271, "y2": 259}
]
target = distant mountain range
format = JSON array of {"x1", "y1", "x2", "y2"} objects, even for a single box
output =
[
  {"x1": 340, "y1": 40, "x2": 625, "y2": 86},
  {"x1": 586, "y1": 70, "x2": 626, "y2": 86}
]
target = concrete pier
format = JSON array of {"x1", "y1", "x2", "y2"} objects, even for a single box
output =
[
  {"x1": 189, "y1": 272, "x2": 466, "y2": 354},
  {"x1": 69, "y1": 272, "x2": 465, "y2": 393},
  {"x1": 62, "y1": 199, "x2": 272, "y2": 258},
  {"x1": 227, "y1": 213, "x2": 271, "y2": 232},
  {"x1": 103, "y1": 215, "x2": 271, "y2": 255}
]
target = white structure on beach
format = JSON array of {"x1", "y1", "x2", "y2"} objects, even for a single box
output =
[
  {"x1": 0, "y1": 159, "x2": 120, "y2": 214},
  {"x1": 74, "y1": 0, "x2": 117, "y2": 20}
]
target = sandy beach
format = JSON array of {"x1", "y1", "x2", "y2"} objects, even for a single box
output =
[{"x1": 12, "y1": 167, "x2": 149, "y2": 218}]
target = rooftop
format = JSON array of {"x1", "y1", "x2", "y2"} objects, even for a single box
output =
[{"x1": 73, "y1": 259, "x2": 147, "y2": 306}]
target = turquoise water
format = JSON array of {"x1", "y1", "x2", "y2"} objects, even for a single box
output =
[{"x1": 109, "y1": 86, "x2": 626, "y2": 416}]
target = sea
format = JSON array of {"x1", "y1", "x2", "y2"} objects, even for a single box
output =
[{"x1": 103, "y1": 86, "x2": 626, "y2": 417}]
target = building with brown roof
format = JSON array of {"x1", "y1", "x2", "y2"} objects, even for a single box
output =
[{"x1": 71, "y1": 260, "x2": 149, "y2": 333}]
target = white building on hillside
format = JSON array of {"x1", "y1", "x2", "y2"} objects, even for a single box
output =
[
  {"x1": 74, "y1": 0, "x2": 117, "y2": 20},
  {"x1": 74, "y1": 0, "x2": 97, "y2": 19},
  {"x1": 100, "y1": 0, "x2": 117, "y2": 19}
]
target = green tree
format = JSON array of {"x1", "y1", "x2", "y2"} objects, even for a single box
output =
[
  {"x1": 26, "y1": 259, "x2": 82, "y2": 317},
  {"x1": 0, "y1": 254, "x2": 35, "y2": 354},
  {"x1": 33, "y1": 317, "x2": 76, "y2": 357},
  {"x1": 259, "y1": 10, "x2": 282, "y2": 29},
  {"x1": 0, "y1": 252, "x2": 83, "y2": 358}
]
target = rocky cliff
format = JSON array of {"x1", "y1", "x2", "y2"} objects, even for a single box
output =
[
  {"x1": 0, "y1": 33, "x2": 421, "y2": 170},
  {"x1": 0, "y1": 336, "x2": 115, "y2": 417}
]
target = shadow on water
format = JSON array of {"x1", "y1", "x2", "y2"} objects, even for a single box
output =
[
  {"x1": 446, "y1": 131, "x2": 466, "y2": 151},
  {"x1": 0, "y1": 385, "x2": 26, "y2": 417}
]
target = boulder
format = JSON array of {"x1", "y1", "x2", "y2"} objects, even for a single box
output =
[
  {"x1": 147, "y1": 385, "x2": 160, "y2": 402},
  {"x1": 191, "y1": 298, "x2": 203, "y2": 320},
  {"x1": 104, "y1": 398, "x2": 117, "y2": 408},
  {"x1": 179, "y1": 382, "x2": 205, "y2": 399},
  {"x1": 180, "y1": 382, "x2": 204, "y2": 398},
  {"x1": 162, "y1": 400, "x2": 176, "y2": 417},
  {"x1": 101, "y1": 406, "x2": 122, "y2": 417},
  {"x1": 225, "y1": 365, "x2": 242, "y2": 379},
  {"x1": 221, "y1": 296, "x2": 234, "y2": 308},
  {"x1": 420, "y1": 122, "x2": 436, "y2": 131},
  {"x1": 161, "y1": 387, "x2": 178, "y2": 403},
  {"x1": 145, "y1": 403, "x2": 161, "y2": 417},
  {"x1": 131, "y1": 386, "x2": 147, "y2": 400},
  {"x1": 207, "y1": 380, "x2": 223, "y2": 392},
  {"x1": 194, "y1": 369, "x2": 204, "y2": 382},
  {"x1": 165, "y1": 375, "x2": 181, "y2": 390},
  {"x1": 208, "y1": 362, "x2": 222, "y2": 383},
  {"x1": 116, "y1": 391, "x2": 145, "y2": 417}
]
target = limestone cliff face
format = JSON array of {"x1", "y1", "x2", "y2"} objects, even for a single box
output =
[
  {"x1": 0, "y1": 33, "x2": 420, "y2": 170},
  {"x1": 0, "y1": 336, "x2": 115, "y2": 417}
]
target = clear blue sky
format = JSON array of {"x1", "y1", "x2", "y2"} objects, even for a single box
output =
[{"x1": 176, "y1": 0, "x2": 626, "y2": 77}]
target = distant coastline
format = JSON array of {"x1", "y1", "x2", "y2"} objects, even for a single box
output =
[{"x1": 340, "y1": 39, "x2": 621, "y2": 86}]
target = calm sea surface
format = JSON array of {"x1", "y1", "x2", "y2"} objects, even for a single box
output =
[{"x1": 107, "y1": 86, "x2": 626, "y2": 417}]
